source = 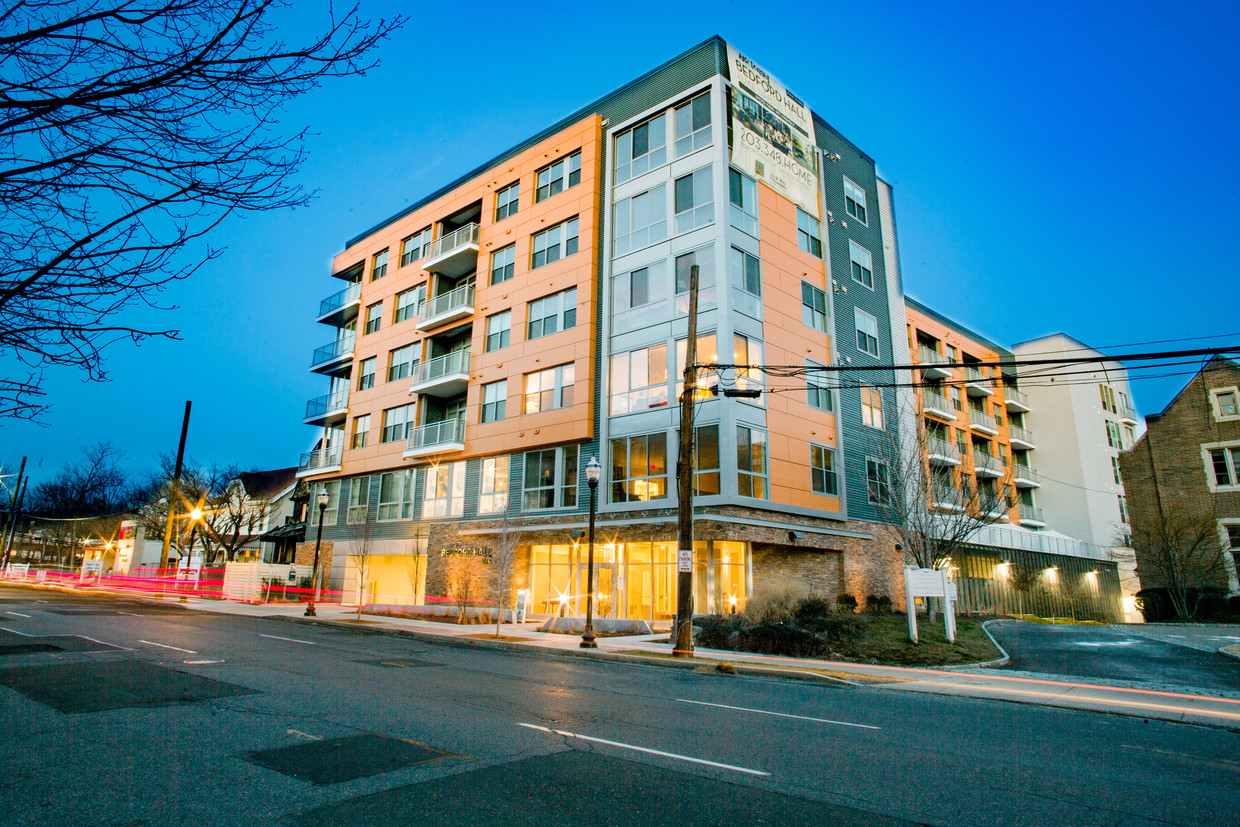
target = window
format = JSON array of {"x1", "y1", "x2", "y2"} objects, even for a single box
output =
[
  {"x1": 811, "y1": 444, "x2": 838, "y2": 495},
  {"x1": 1205, "y1": 443, "x2": 1240, "y2": 489},
  {"x1": 951, "y1": 386, "x2": 963, "y2": 411},
  {"x1": 370, "y1": 249, "x2": 388, "y2": 281},
  {"x1": 350, "y1": 414, "x2": 370, "y2": 449},
  {"x1": 861, "y1": 386, "x2": 884, "y2": 429},
  {"x1": 797, "y1": 208, "x2": 822, "y2": 258},
  {"x1": 694, "y1": 424, "x2": 720, "y2": 495},
  {"x1": 1112, "y1": 456, "x2": 1123, "y2": 484},
  {"x1": 1099, "y1": 384, "x2": 1117, "y2": 414},
  {"x1": 495, "y1": 181, "x2": 519, "y2": 221},
  {"x1": 730, "y1": 246, "x2": 760, "y2": 297},
  {"x1": 737, "y1": 425, "x2": 768, "y2": 499},
  {"x1": 527, "y1": 288, "x2": 576, "y2": 339},
  {"x1": 490, "y1": 244, "x2": 515, "y2": 285},
  {"x1": 867, "y1": 458, "x2": 892, "y2": 504},
  {"x1": 535, "y1": 150, "x2": 581, "y2": 202},
  {"x1": 357, "y1": 357, "x2": 376, "y2": 391},
  {"x1": 1124, "y1": 424, "x2": 1135, "y2": 446},
  {"x1": 479, "y1": 456, "x2": 509, "y2": 515},
  {"x1": 612, "y1": 261, "x2": 669, "y2": 332},
  {"x1": 674, "y1": 167, "x2": 714, "y2": 233},
  {"x1": 377, "y1": 470, "x2": 413, "y2": 521},
  {"x1": 843, "y1": 176, "x2": 867, "y2": 224},
  {"x1": 675, "y1": 333, "x2": 719, "y2": 399},
  {"x1": 674, "y1": 245, "x2": 717, "y2": 313},
  {"x1": 855, "y1": 308, "x2": 880, "y2": 357},
  {"x1": 1212, "y1": 388, "x2": 1240, "y2": 421},
  {"x1": 485, "y1": 310, "x2": 510, "y2": 352},
  {"x1": 801, "y1": 282, "x2": 827, "y2": 332},
  {"x1": 531, "y1": 217, "x2": 579, "y2": 268},
  {"x1": 387, "y1": 345, "x2": 415, "y2": 383},
  {"x1": 481, "y1": 380, "x2": 507, "y2": 423},
  {"x1": 423, "y1": 461, "x2": 465, "y2": 518},
  {"x1": 1106, "y1": 420, "x2": 1123, "y2": 449},
  {"x1": 394, "y1": 285, "x2": 425, "y2": 323},
  {"x1": 613, "y1": 184, "x2": 667, "y2": 255},
  {"x1": 381, "y1": 404, "x2": 413, "y2": 443},
  {"x1": 728, "y1": 168, "x2": 759, "y2": 237},
  {"x1": 674, "y1": 92, "x2": 711, "y2": 156},
  {"x1": 1224, "y1": 523, "x2": 1240, "y2": 551},
  {"x1": 364, "y1": 301, "x2": 382, "y2": 334},
  {"x1": 400, "y1": 228, "x2": 432, "y2": 267},
  {"x1": 610, "y1": 432, "x2": 669, "y2": 503},
  {"x1": 310, "y1": 481, "x2": 339, "y2": 526},
  {"x1": 615, "y1": 114, "x2": 666, "y2": 183},
  {"x1": 849, "y1": 240, "x2": 873, "y2": 289},
  {"x1": 1118, "y1": 494, "x2": 1129, "y2": 525},
  {"x1": 807, "y1": 360, "x2": 833, "y2": 411},
  {"x1": 610, "y1": 344, "x2": 668, "y2": 415},
  {"x1": 524, "y1": 363, "x2": 575, "y2": 414},
  {"x1": 732, "y1": 334, "x2": 763, "y2": 401},
  {"x1": 347, "y1": 475, "x2": 370, "y2": 522},
  {"x1": 523, "y1": 445, "x2": 578, "y2": 510}
]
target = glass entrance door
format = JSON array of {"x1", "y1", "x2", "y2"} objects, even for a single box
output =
[{"x1": 580, "y1": 563, "x2": 616, "y2": 619}]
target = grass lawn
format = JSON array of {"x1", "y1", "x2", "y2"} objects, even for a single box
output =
[{"x1": 830, "y1": 614, "x2": 1001, "y2": 667}]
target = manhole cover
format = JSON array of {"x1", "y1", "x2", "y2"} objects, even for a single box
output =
[
  {"x1": 0, "y1": 659, "x2": 256, "y2": 713},
  {"x1": 246, "y1": 733, "x2": 452, "y2": 785}
]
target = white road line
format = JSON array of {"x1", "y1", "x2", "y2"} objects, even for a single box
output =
[
  {"x1": 675, "y1": 698, "x2": 881, "y2": 730},
  {"x1": 117, "y1": 611, "x2": 142, "y2": 616},
  {"x1": 260, "y1": 633, "x2": 315, "y2": 645},
  {"x1": 517, "y1": 723, "x2": 770, "y2": 777},
  {"x1": 138, "y1": 640, "x2": 197, "y2": 654},
  {"x1": 0, "y1": 626, "x2": 33, "y2": 637},
  {"x1": 287, "y1": 729, "x2": 322, "y2": 741},
  {"x1": 5, "y1": 611, "x2": 30, "y2": 618}
]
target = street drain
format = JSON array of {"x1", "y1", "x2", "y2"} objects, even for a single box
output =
[
  {"x1": 245, "y1": 733, "x2": 453, "y2": 785},
  {"x1": 0, "y1": 659, "x2": 256, "y2": 713}
]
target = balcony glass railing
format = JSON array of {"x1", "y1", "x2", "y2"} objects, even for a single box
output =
[
  {"x1": 420, "y1": 283, "x2": 475, "y2": 322},
  {"x1": 1020, "y1": 504, "x2": 1044, "y2": 523},
  {"x1": 311, "y1": 333, "x2": 355, "y2": 367},
  {"x1": 318, "y1": 283, "x2": 361, "y2": 318},
  {"x1": 931, "y1": 484, "x2": 962, "y2": 506},
  {"x1": 963, "y1": 365, "x2": 990, "y2": 385},
  {"x1": 304, "y1": 389, "x2": 349, "y2": 420},
  {"x1": 298, "y1": 445, "x2": 342, "y2": 472},
  {"x1": 1004, "y1": 387, "x2": 1028, "y2": 407},
  {"x1": 969, "y1": 409, "x2": 998, "y2": 431},
  {"x1": 1009, "y1": 424, "x2": 1035, "y2": 445},
  {"x1": 425, "y1": 223, "x2": 480, "y2": 261},
  {"x1": 927, "y1": 437, "x2": 958, "y2": 459},
  {"x1": 1120, "y1": 404, "x2": 1137, "y2": 421},
  {"x1": 923, "y1": 390, "x2": 953, "y2": 414},
  {"x1": 410, "y1": 350, "x2": 470, "y2": 386},
  {"x1": 980, "y1": 495, "x2": 1009, "y2": 516},
  {"x1": 918, "y1": 346, "x2": 949, "y2": 366},
  {"x1": 406, "y1": 418, "x2": 466, "y2": 451},
  {"x1": 973, "y1": 451, "x2": 1004, "y2": 474},
  {"x1": 1012, "y1": 464, "x2": 1040, "y2": 483}
]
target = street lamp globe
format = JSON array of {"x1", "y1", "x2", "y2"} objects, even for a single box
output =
[
  {"x1": 586, "y1": 456, "x2": 601, "y2": 488},
  {"x1": 317, "y1": 490, "x2": 330, "y2": 509}
]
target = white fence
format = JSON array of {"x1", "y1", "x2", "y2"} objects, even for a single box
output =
[{"x1": 222, "y1": 561, "x2": 312, "y2": 603}]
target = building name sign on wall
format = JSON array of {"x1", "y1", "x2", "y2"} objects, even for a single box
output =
[{"x1": 440, "y1": 546, "x2": 492, "y2": 561}]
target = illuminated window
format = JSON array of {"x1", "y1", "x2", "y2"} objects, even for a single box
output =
[
  {"x1": 861, "y1": 387, "x2": 884, "y2": 429},
  {"x1": 479, "y1": 457, "x2": 509, "y2": 515},
  {"x1": 422, "y1": 461, "x2": 465, "y2": 518},
  {"x1": 523, "y1": 446, "x2": 578, "y2": 510},
  {"x1": 377, "y1": 470, "x2": 413, "y2": 521},
  {"x1": 524, "y1": 363, "x2": 574, "y2": 414},
  {"x1": 610, "y1": 344, "x2": 668, "y2": 415},
  {"x1": 609, "y1": 432, "x2": 669, "y2": 503}
]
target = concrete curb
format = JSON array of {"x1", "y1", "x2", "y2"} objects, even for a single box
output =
[
  {"x1": 959, "y1": 619, "x2": 1012, "y2": 669},
  {"x1": 1221, "y1": 644, "x2": 1240, "y2": 662}
]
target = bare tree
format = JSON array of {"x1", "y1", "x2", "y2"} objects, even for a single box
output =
[
  {"x1": 202, "y1": 471, "x2": 274, "y2": 563},
  {"x1": 492, "y1": 513, "x2": 525, "y2": 636},
  {"x1": 0, "y1": 1, "x2": 403, "y2": 417},
  {"x1": 24, "y1": 441, "x2": 129, "y2": 564},
  {"x1": 347, "y1": 513, "x2": 375, "y2": 620},
  {"x1": 1127, "y1": 497, "x2": 1228, "y2": 621},
  {"x1": 1007, "y1": 559, "x2": 1041, "y2": 617},
  {"x1": 444, "y1": 550, "x2": 488, "y2": 624}
]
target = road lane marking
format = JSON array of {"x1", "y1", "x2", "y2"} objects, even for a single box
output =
[
  {"x1": 0, "y1": 627, "x2": 33, "y2": 637},
  {"x1": 260, "y1": 633, "x2": 315, "y2": 645},
  {"x1": 117, "y1": 611, "x2": 142, "y2": 616},
  {"x1": 287, "y1": 729, "x2": 322, "y2": 741},
  {"x1": 674, "y1": 698, "x2": 880, "y2": 730},
  {"x1": 183, "y1": 659, "x2": 223, "y2": 665},
  {"x1": 517, "y1": 723, "x2": 770, "y2": 777},
  {"x1": 138, "y1": 640, "x2": 197, "y2": 654},
  {"x1": 5, "y1": 611, "x2": 30, "y2": 617}
]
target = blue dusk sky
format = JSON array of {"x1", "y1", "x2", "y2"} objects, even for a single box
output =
[{"x1": 2, "y1": 0, "x2": 1237, "y2": 484}]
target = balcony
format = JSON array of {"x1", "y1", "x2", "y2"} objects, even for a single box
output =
[
  {"x1": 926, "y1": 437, "x2": 961, "y2": 467},
  {"x1": 421, "y1": 223, "x2": 480, "y2": 278},
  {"x1": 310, "y1": 333, "x2": 355, "y2": 374},
  {"x1": 917, "y1": 346, "x2": 953, "y2": 380},
  {"x1": 980, "y1": 495, "x2": 1010, "y2": 519},
  {"x1": 297, "y1": 445, "x2": 342, "y2": 477},
  {"x1": 972, "y1": 451, "x2": 1005, "y2": 478},
  {"x1": 303, "y1": 389, "x2": 350, "y2": 426},
  {"x1": 1003, "y1": 386, "x2": 1031, "y2": 413},
  {"x1": 1120, "y1": 404, "x2": 1137, "y2": 425},
  {"x1": 316, "y1": 283, "x2": 361, "y2": 326},
  {"x1": 1008, "y1": 425, "x2": 1036, "y2": 450},
  {"x1": 409, "y1": 351, "x2": 471, "y2": 398},
  {"x1": 931, "y1": 485, "x2": 965, "y2": 512},
  {"x1": 1012, "y1": 464, "x2": 1041, "y2": 488},
  {"x1": 403, "y1": 418, "x2": 466, "y2": 460},
  {"x1": 416, "y1": 283, "x2": 476, "y2": 331},
  {"x1": 1019, "y1": 504, "x2": 1046, "y2": 527},
  {"x1": 969, "y1": 409, "x2": 999, "y2": 436},
  {"x1": 922, "y1": 390, "x2": 956, "y2": 421},
  {"x1": 963, "y1": 365, "x2": 994, "y2": 397}
]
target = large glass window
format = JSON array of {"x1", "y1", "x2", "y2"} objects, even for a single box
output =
[
  {"x1": 400, "y1": 227, "x2": 432, "y2": 267},
  {"x1": 380, "y1": 403, "x2": 413, "y2": 443},
  {"x1": 811, "y1": 443, "x2": 838, "y2": 495},
  {"x1": 796, "y1": 208, "x2": 822, "y2": 258},
  {"x1": 674, "y1": 245, "x2": 717, "y2": 313},
  {"x1": 357, "y1": 357, "x2": 375, "y2": 391},
  {"x1": 350, "y1": 414, "x2": 370, "y2": 449},
  {"x1": 609, "y1": 344, "x2": 668, "y2": 415},
  {"x1": 674, "y1": 167, "x2": 714, "y2": 233},
  {"x1": 849, "y1": 240, "x2": 873, "y2": 289},
  {"x1": 310, "y1": 481, "x2": 339, "y2": 526},
  {"x1": 485, "y1": 310, "x2": 510, "y2": 352},
  {"x1": 615, "y1": 114, "x2": 666, "y2": 183},
  {"x1": 737, "y1": 425, "x2": 768, "y2": 499},
  {"x1": 843, "y1": 176, "x2": 868, "y2": 224},
  {"x1": 694, "y1": 424, "x2": 720, "y2": 495},
  {"x1": 531, "y1": 218, "x2": 579, "y2": 269},
  {"x1": 494, "y1": 181, "x2": 519, "y2": 221},
  {"x1": 481, "y1": 380, "x2": 507, "y2": 423},
  {"x1": 524, "y1": 363, "x2": 575, "y2": 414},
  {"x1": 611, "y1": 260, "x2": 669, "y2": 333},
  {"x1": 523, "y1": 446, "x2": 578, "y2": 510},
  {"x1": 347, "y1": 475, "x2": 370, "y2": 522},
  {"x1": 479, "y1": 456, "x2": 509, "y2": 515},
  {"x1": 674, "y1": 92, "x2": 711, "y2": 156},
  {"x1": 675, "y1": 333, "x2": 719, "y2": 399},
  {"x1": 728, "y1": 168, "x2": 759, "y2": 237},
  {"x1": 364, "y1": 301, "x2": 382, "y2": 335},
  {"x1": 730, "y1": 246, "x2": 760, "y2": 297},
  {"x1": 377, "y1": 469, "x2": 413, "y2": 521},
  {"x1": 423, "y1": 461, "x2": 465, "y2": 518},
  {"x1": 801, "y1": 282, "x2": 827, "y2": 332},
  {"x1": 613, "y1": 184, "x2": 667, "y2": 256},
  {"x1": 527, "y1": 288, "x2": 577, "y2": 339},
  {"x1": 732, "y1": 334, "x2": 764, "y2": 402},
  {"x1": 610, "y1": 432, "x2": 669, "y2": 503},
  {"x1": 535, "y1": 150, "x2": 581, "y2": 202},
  {"x1": 388, "y1": 344, "x2": 415, "y2": 382},
  {"x1": 394, "y1": 284, "x2": 425, "y2": 323},
  {"x1": 490, "y1": 243, "x2": 516, "y2": 285}
]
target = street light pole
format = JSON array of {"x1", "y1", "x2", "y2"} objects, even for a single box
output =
[
  {"x1": 305, "y1": 490, "x2": 328, "y2": 617},
  {"x1": 580, "y1": 457, "x2": 601, "y2": 648}
]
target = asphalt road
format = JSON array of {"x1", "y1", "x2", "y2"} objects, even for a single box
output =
[
  {"x1": 985, "y1": 619, "x2": 1240, "y2": 691},
  {"x1": 2, "y1": 587, "x2": 1239, "y2": 826}
]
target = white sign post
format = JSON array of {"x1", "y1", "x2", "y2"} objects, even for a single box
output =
[
  {"x1": 903, "y1": 565, "x2": 956, "y2": 644},
  {"x1": 514, "y1": 589, "x2": 529, "y2": 624},
  {"x1": 676, "y1": 549, "x2": 693, "y2": 574}
]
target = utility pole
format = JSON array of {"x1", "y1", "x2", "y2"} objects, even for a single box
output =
[
  {"x1": 2, "y1": 474, "x2": 28, "y2": 569},
  {"x1": 673, "y1": 264, "x2": 699, "y2": 657},
  {"x1": 1, "y1": 456, "x2": 27, "y2": 569},
  {"x1": 159, "y1": 401, "x2": 192, "y2": 575}
]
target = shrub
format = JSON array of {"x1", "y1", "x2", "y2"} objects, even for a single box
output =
[
  {"x1": 695, "y1": 597, "x2": 868, "y2": 658},
  {"x1": 836, "y1": 593, "x2": 858, "y2": 613},
  {"x1": 865, "y1": 594, "x2": 893, "y2": 615},
  {"x1": 745, "y1": 577, "x2": 810, "y2": 623}
]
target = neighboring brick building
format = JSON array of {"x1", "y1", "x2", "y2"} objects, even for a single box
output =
[{"x1": 1120, "y1": 356, "x2": 1240, "y2": 597}]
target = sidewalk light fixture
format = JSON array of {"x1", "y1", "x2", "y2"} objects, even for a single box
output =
[
  {"x1": 305, "y1": 489, "x2": 328, "y2": 617},
  {"x1": 580, "y1": 456, "x2": 601, "y2": 649}
]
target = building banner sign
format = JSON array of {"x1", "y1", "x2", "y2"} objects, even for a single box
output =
[{"x1": 727, "y1": 45, "x2": 820, "y2": 217}]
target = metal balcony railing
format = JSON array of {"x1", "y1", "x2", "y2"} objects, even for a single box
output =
[
  {"x1": 980, "y1": 495, "x2": 1009, "y2": 516},
  {"x1": 1120, "y1": 404, "x2": 1137, "y2": 422},
  {"x1": 1012, "y1": 464, "x2": 1040, "y2": 483},
  {"x1": 963, "y1": 365, "x2": 990, "y2": 384},
  {"x1": 410, "y1": 350, "x2": 470, "y2": 386},
  {"x1": 425, "y1": 223, "x2": 480, "y2": 261},
  {"x1": 298, "y1": 445, "x2": 342, "y2": 472},
  {"x1": 973, "y1": 451, "x2": 1005, "y2": 475},
  {"x1": 931, "y1": 484, "x2": 963, "y2": 507},
  {"x1": 419, "y1": 283, "x2": 475, "y2": 323},
  {"x1": 406, "y1": 418, "x2": 466, "y2": 452},
  {"x1": 1020, "y1": 504, "x2": 1045, "y2": 523},
  {"x1": 922, "y1": 390, "x2": 954, "y2": 415},
  {"x1": 969, "y1": 409, "x2": 998, "y2": 432},
  {"x1": 310, "y1": 333, "x2": 355, "y2": 367},
  {"x1": 1009, "y1": 424, "x2": 1035, "y2": 445},
  {"x1": 1004, "y1": 387, "x2": 1029, "y2": 407},
  {"x1": 318, "y1": 283, "x2": 361, "y2": 318},
  {"x1": 927, "y1": 437, "x2": 959, "y2": 460},
  {"x1": 918, "y1": 346, "x2": 949, "y2": 368},
  {"x1": 304, "y1": 389, "x2": 350, "y2": 420}
]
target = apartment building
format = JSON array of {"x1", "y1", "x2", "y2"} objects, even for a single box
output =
[{"x1": 295, "y1": 37, "x2": 909, "y2": 619}]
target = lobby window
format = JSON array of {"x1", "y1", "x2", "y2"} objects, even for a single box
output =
[
  {"x1": 849, "y1": 240, "x2": 873, "y2": 289},
  {"x1": 494, "y1": 181, "x2": 519, "y2": 222},
  {"x1": 797, "y1": 208, "x2": 822, "y2": 258},
  {"x1": 364, "y1": 301, "x2": 382, "y2": 335},
  {"x1": 615, "y1": 113, "x2": 666, "y2": 184},
  {"x1": 350, "y1": 414, "x2": 370, "y2": 449},
  {"x1": 370, "y1": 249, "x2": 388, "y2": 281},
  {"x1": 866, "y1": 458, "x2": 892, "y2": 504},
  {"x1": 737, "y1": 425, "x2": 768, "y2": 499},
  {"x1": 609, "y1": 432, "x2": 669, "y2": 503},
  {"x1": 728, "y1": 168, "x2": 759, "y2": 237},
  {"x1": 380, "y1": 403, "x2": 413, "y2": 443},
  {"x1": 481, "y1": 379, "x2": 507, "y2": 423},
  {"x1": 811, "y1": 443, "x2": 838, "y2": 496},
  {"x1": 674, "y1": 166, "x2": 714, "y2": 233},
  {"x1": 400, "y1": 227, "x2": 431, "y2": 267},
  {"x1": 357, "y1": 357, "x2": 376, "y2": 390},
  {"x1": 377, "y1": 469, "x2": 413, "y2": 521},
  {"x1": 610, "y1": 344, "x2": 668, "y2": 415},
  {"x1": 490, "y1": 243, "x2": 515, "y2": 285},
  {"x1": 346, "y1": 475, "x2": 370, "y2": 522},
  {"x1": 801, "y1": 282, "x2": 827, "y2": 332},
  {"x1": 387, "y1": 344, "x2": 415, "y2": 383},
  {"x1": 807, "y1": 360, "x2": 833, "y2": 411},
  {"x1": 613, "y1": 184, "x2": 667, "y2": 256},
  {"x1": 531, "y1": 217, "x2": 579, "y2": 269},
  {"x1": 310, "y1": 481, "x2": 339, "y2": 526},
  {"x1": 861, "y1": 386, "x2": 884, "y2": 429},
  {"x1": 730, "y1": 247, "x2": 761, "y2": 297},
  {"x1": 394, "y1": 284, "x2": 425, "y2": 323},
  {"x1": 855, "y1": 308, "x2": 880, "y2": 357},
  {"x1": 612, "y1": 261, "x2": 668, "y2": 332},
  {"x1": 535, "y1": 150, "x2": 581, "y2": 202},
  {"x1": 843, "y1": 176, "x2": 867, "y2": 224},
  {"x1": 479, "y1": 456, "x2": 509, "y2": 515},
  {"x1": 527, "y1": 287, "x2": 576, "y2": 339},
  {"x1": 674, "y1": 92, "x2": 711, "y2": 157},
  {"x1": 485, "y1": 310, "x2": 510, "y2": 352},
  {"x1": 524, "y1": 363, "x2": 574, "y2": 414},
  {"x1": 523, "y1": 445, "x2": 578, "y2": 510},
  {"x1": 694, "y1": 424, "x2": 720, "y2": 495},
  {"x1": 674, "y1": 245, "x2": 717, "y2": 313},
  {"x1": 423, "y1": 461, "x2": 465, "y2": 518},
  {"x1": 1206, "y1": 444, "x2": 1240, "y2": 488}
]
